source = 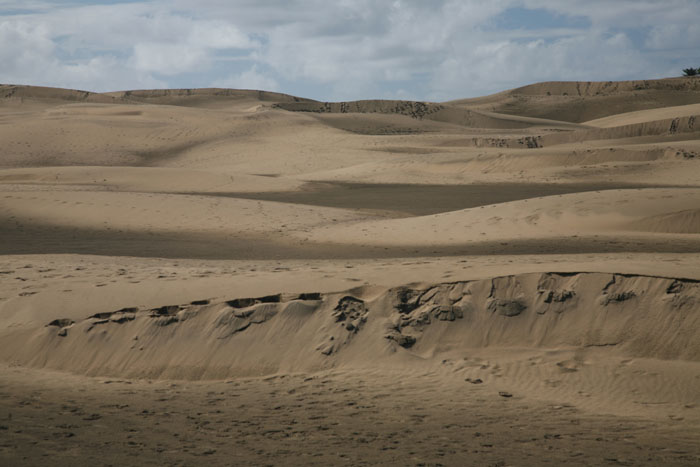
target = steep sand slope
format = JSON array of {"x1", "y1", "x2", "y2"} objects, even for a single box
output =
[
  {"x1": 3, "y1": 272, "x2": 698, "y2": 379},
  {"x1": 4, "y1": 252, "x2": 699, "y2": 329}
]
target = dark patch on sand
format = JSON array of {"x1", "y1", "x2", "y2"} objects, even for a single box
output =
[
  {"x1": 197, "y1": 182, "x2": 680, "y2": 216},
  {"x1": 3, "y1": 220, "x2": 700, "y2": 260}
]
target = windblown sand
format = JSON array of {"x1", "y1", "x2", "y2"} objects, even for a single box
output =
[{"x1": 1, "y1": 79, "x2": 700, "y2": 466}]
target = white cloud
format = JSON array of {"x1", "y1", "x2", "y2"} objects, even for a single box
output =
[
  {"x1": 49, "y1": 55, "x2": 166, "y2": 92},
  {"x1": 646, "y1": 23, "x2": 700, "y2": 51},
  {"x1": 188, "y1": 21, "x2": 255, "y2": 49},
  {"x1": 1, "y1": 0, "x2": 699, "y2": 99},
  {"x1": 211, "y1": 66, "x2": 279, "y2": 91},
  {"x1": 131, "y1": 43, "x2": 210, "y2": 75},
  {"x1": 430, "y1": 31, "x2": 650, "y2": 99},
  {"x1": 0, "y1": 20, "x2": 55, "y2": 81},
  {"x1": 0, "y1": 17, "x2": 165, "y2": 92}
]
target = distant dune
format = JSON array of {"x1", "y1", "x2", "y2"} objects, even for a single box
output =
[{"x1": 449, "y1": 77, "x2": 700, "y2": 122}]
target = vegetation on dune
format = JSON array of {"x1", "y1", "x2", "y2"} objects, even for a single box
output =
[{"x1": 682, "y1": 67, "x2": 700, "y2": 76}]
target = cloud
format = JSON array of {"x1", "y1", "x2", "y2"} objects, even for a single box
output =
[
  {"x1": 211, "y1": 65, "x2": 280, "y2": 91},
  {"x1": 131, "y1": 43, "x2": 211, "y2": 75},
  {"x1": 1, "y1": 0, "x2": 699, "y2": 99},
  {"x1": 0, "y1": 3, "x2": 259, "y2": 91},
  {"x1": 0, "y1": 20, "x2": 54, "y2": 81},
  {"x1": 646, "y1": 23, "x2": 700, "y2": 51},
  {"x1": 50, "y1": 55, "x2": 167, "y2": 92},
  {"x1": 429, "y1": 32, "x2": 649, "y2": 100},
  {"x1": 0, "y1": 19, "x2": 161, "y2": 91},
  {"x1": 188, "y1": 20, "x2": 255, "y2": 49}
]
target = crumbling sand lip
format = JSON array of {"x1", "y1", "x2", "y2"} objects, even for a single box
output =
[{"x1": 3, "y1": 271, "x2": 699, "y2": 381}]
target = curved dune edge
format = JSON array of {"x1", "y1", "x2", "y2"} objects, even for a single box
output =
[
  {"x1": 583, "y1": 103, "x2": 700, "y2": 128},
  {"x1": 274, "y1": 99, "x2": 586, "y2": 131},
  {"x1": 300, "y1": 188, "x2": 700, "y2": 247},
  {"x1": 2, "y1": 271, "x2": 698, "y2": 380}
]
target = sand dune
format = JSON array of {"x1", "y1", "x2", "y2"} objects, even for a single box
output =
[
  {"x1": 450, "y1": 77, "x2": 700, "y2": 122},
  {"x1": 584, "y1": 103, "x2": 700, "y2": 127},
  {"x1": 0, "y1": 101, "x2": 319, "y2": 168},
  {"x1": 0, "y1": 166, "x2": 305, "y2": 193},
  {"x1": 3, "y1": 265, "x2": 699, "y2": 465},
  {"x1": 3, "y1": 271, "x2": 698, "y2": 380},
  {"x1": 293, "y1": 142, "x2": 700, "y2": 186},
  {"x1": 104, "y1": 87, "x2": 314, "y2": 106},
  {"x1": 438, "y1": 113, "x2": 700, "y2": 150},
  {"x1": 627, "y1": 209, "x2": 700, "y2": 234},
  {"x1": 0, "y1": 84, "x2": 125, "y2": 108},
  {"x1": 275, "y1": 99, "x2": 587, "y2": 131},
  {"x1": 2, "y1": 78, "x2": 700, "y2": 465},
  {"x1": 544, "y1": 113, "x2": 700, "y2": 145},
  {"x1": 502, "y1": 77, "x2": 700, "y2": 97},
  {"x1": 300, "y1": 188, "x2": 700, "y2": 248}
]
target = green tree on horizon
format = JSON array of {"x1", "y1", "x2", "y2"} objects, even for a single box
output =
[{"x1": 683, "y1": 67, "x2": 699, "y2": 76}]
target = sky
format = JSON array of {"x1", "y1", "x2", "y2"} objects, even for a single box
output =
[{"x1": 1, "y1": 0, "x2": 699, "y2": 101}]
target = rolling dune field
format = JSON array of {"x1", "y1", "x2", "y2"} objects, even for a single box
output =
[{"x1": 1, "y1": 79, "x2": 700, "y2": 466}]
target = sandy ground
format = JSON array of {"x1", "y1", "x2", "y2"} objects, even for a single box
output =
[
  {"x1": 1, "y1": 79, "x2": 700, "y2": 465},
  {"x1": 1, "y1": 363, "x2": 698, "y2": 467}
]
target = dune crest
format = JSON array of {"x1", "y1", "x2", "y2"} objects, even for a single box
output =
[{"x1": 3, "y1": 272, "x2": 697, "y2": 380}]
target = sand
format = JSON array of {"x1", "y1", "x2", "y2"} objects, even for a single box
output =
[{"x1": 1, "y1": 79, "x2": 700, "y2": 466}]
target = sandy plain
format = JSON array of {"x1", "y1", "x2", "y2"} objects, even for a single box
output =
[{"x1": 1, "y1": 78, "x2": 700, "y2": 466}]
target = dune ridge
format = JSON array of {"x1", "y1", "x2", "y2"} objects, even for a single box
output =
[
  {"x1": 449, "y1": 77, "x2": 700, "y2": 123},
  {"x1": 0, "y1": 84, "x2": 125, "y2": 105},
  {"x1": 3, "y1": 272, "x2": 697, "y2": 380},
  {"x1": 500, "y1": 77, "x2": 700, "y2": 97},
  {"x1": 438, "y1": 113, "x2": 700, "y2": 149}
]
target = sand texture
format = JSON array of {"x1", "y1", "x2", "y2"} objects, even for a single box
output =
[{"x1": 1, "y1": 79, "x2": 700, "y2": 466}]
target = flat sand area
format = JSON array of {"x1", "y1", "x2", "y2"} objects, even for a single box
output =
[{"x1": 2, "y1": 363, "x2": 698, "y2": 467}]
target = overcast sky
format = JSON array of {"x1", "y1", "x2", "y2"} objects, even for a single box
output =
[{"x1": 1, "y1": 0, "x2": 699, "y2": 101}]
